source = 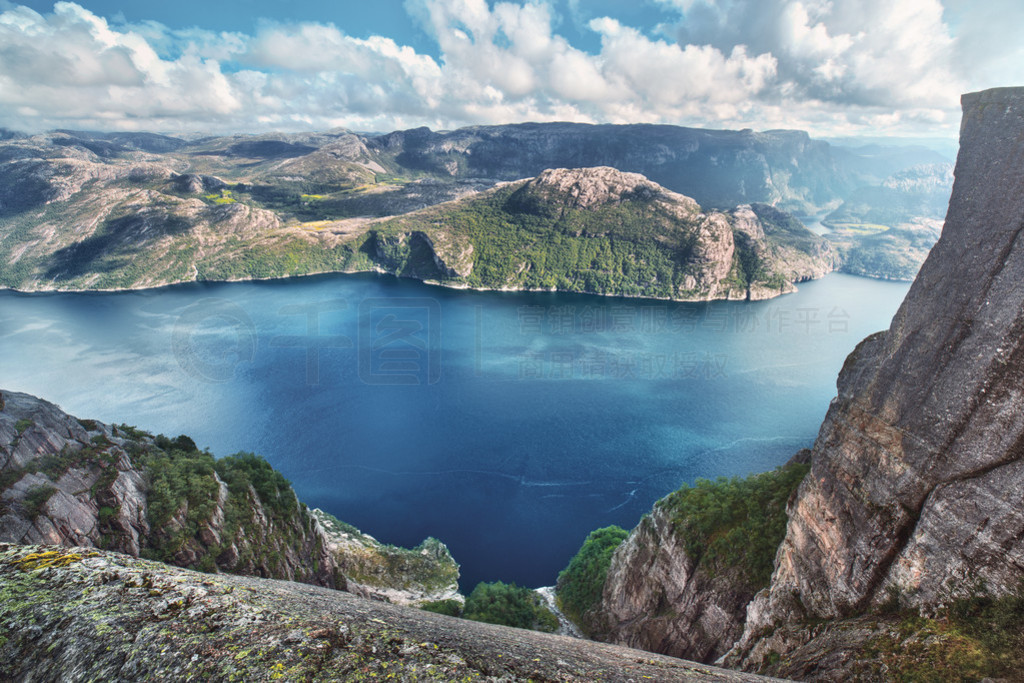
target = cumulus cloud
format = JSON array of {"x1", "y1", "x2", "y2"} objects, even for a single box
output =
[
  {"x1": 659, "y1": 0, "x2": 962, "y2": 108},
  {"x1": 0, "y1": 0, "x2": 1014, "y2": 136}
]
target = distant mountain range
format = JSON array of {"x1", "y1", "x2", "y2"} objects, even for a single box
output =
[{"x1": 0, "y1": 122, "x2": 953, "y2": 293}]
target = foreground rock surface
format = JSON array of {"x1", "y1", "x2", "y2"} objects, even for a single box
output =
[{"x1": 0, "y1": 543, "x2": 773, "y2": 682}]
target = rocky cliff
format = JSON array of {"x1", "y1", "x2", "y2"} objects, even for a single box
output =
[
  {"x1": 0, "y1": 390, "x2": 459, "y2": 607},
  {"x1": 582, "y1": 459, "x2": 809, "y2": 665},
  {"x1": 557, "y1": 87, "x2": 1024, "y2": 680},
  {"x1": 596, "y1": 505, "x2": 752, "y2": 663},
  {"x1": 737, "y1": 86, "x2": 1024, "y2": 632}
]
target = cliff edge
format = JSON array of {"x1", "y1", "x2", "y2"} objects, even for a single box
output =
[
  {"x1": 726, "y1": 86, "x2": 1024, "y2": 669},
  {"x1": 0, "y1": 543, "x2": 773, "y2": 682},
  {"x1": 561, "y1": 87, "x2": 1024, "y2": 680}
]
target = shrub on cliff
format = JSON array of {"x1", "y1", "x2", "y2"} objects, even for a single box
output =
[
  {"x1": 23, "y1": 484, "x2": 57, "y2": 520},
  {"x1": 866, "y1": 586, "x2": 1024, "y2": 680},
  {"x1": 419, "y1": 599, "x2": 462, "y2": 617},
  {"x1": 462, "y1": 581, "x2": 559, "y2": 633},
  {"x1": 660, "y1": 462, "x2": 810, "y2": 591},
  {"x1": 215, "y1": 451, "x2": 298, "y2": 517},
  {"x1": 556, "y1": 525, "x2": 629, "y2": 632}
]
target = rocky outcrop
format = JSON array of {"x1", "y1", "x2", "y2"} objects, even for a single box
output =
[
  {"x1": 0, "y1": 543, "x2": 770, "y2": 682},
  {"x1": 313, "y1": 509, "x2": 461, "y2": 606},
  {"x1": 585, "y1": 457, "x2": 810, "y2": 665},
  {"x1": 0, "y1": 154, "x2": 171, "y2": 214},
  {"x1": 0, "y1": 389, "x2": 459, "y2": 606},
  {"x1": 366, "y1": 229, "x2": 475, "y2": 280},
  {"x1": 594, "y1": 506, "x2": 753, "y2": 663},
  {"x1": 727, "y1": 85, "x2": 1024, "y2": 662},
  {"x1": 171, "y1": 172, "x2": 227, "y2": 194},
  {"x1": 515, "y1": 166, "x2": 691, "y2": 211},
  {"x1": 737, "y1": 203, "x2": 837, "y2": 299}
]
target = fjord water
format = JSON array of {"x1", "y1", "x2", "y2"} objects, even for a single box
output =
[{"x1": 0, "y1": 273, "x2": 909, "y2": 589}]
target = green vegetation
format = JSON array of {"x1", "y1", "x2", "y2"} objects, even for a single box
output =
[
  {"x1": 116, "y1": 424, "x2": 152, "y2": 440},
  {"x1": 215, "y1": 451, "x2": 298, "y2": 518},
  {"x1": 204, "y1": 189, "x2": 237, "y2": 204},
  {"x1": 197, "y1": 238, "x2": 362, "y2": 282},
  {"x1": 660, "y1": 462, "x2": 810, "y2": 591},
  {"x1": 360, "y1": 187, "x2": 828, "y2": 300},
  {"x1": 866, "y1": 587, "x2": 1024, "y2": 680},
  {"x1": 133, "y1": 434, "x2": 312, "y2": 575},
  {"x1": 23, "y1": 485, "x2": 57, "y2": 519},
  {"x1": 419, "y1": 599, "x2": 463, "y2": 617},
  {"x1": 140, "y1": 436, "x2": 215, "y2": 529},
  {"x1": 462, "y1": 581, "x2": 559, "y2": 633},
  {"x1": 555, "y1": 526, "x2": 629, "y2": 632},
  {"x1": 137, "y1": 440, "x2": 221, "y2": 562},
  {"x1": 13, "y1": 419, "x2": 32, "y2": 435},
  {"x1": 369, "y1": 182, "x2": 713, "y2": 298}
]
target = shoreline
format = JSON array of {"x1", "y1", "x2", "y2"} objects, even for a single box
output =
[{"x1": 0, "y1": 264, "x2": 905, "y2": 301}]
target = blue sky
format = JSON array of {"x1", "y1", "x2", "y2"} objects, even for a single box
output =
[{"x1": 1, "y1": 0, "x2": 1022, "y2": 137}]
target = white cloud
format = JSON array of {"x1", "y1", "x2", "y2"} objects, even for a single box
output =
[
  {"x1": 590, "y1": 18, "x2": 776, "y2": 108},
  {"x1": 0, "y1": 0, "x2": 1013, "y2": 136},
  {"x1": 662, "y1": 0, "x2": 963, "y2": 109}
]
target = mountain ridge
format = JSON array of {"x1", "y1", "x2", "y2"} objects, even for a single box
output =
[
  {"x1": 0, "y1": 160, "x2": 837, "y2": 301},
  {"x1": 0, "y1": 120, "x2": 948, "y2": 293}
]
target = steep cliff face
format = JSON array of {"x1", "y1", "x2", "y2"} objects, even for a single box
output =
[
  {"x1": 729, "y1": 86, "x2": 1024, "y2": 657},
  {"x1": 0, "y1": 390, "x2": 459, "y2": 606},
  {"x1": 581, "y1": 460, "x2": 809, "y2": 664},
  {"x1": 594, "y1": 506, "x2": 752, "y2": 663}
]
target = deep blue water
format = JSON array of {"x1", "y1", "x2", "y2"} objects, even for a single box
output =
[{"x1": 0, "y1": 273, "x2": 909, "y2": 589}]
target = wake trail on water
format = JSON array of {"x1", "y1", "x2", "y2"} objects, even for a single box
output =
[
  {"x1": 298, "y1": 462, "x2": 593, "y2": 488},
  {"x1": 601, "y1": 434, "x2": 809, "y2": 513}
]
